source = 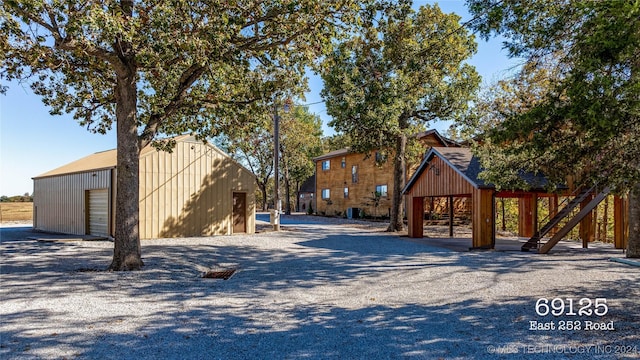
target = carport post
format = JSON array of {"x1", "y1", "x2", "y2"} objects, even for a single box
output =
[
  {"x1": 448, "y1": 196, "x2": 454, "y2": 237},
  {"x1": 408, "y1": 196, "x2": 424, "y2": 238}
]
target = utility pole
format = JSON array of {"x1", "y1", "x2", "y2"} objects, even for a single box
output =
[{"x1": 273, "y1": 100, "x2": 281, "y2": 231}]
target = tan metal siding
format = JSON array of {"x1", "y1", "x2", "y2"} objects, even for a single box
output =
[
  {"x1": 139, "y1": 140, "x2": 255, "y2": 239},
  {"x1": 34, "y1": 137, "x2": 254, "y2": 239},
  {"x1": 33, "y1": 169, "x2": 112, "y2": 235}
]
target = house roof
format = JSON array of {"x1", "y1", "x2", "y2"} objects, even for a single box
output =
[
  {"x1": 299, "y1": 174, "x2": 315, "y2": 193},
  {"x1": 313, "y1": 129, "x2": 456, "y2": 162},
  {"x1": 403, "y1": 147, "x2": 551, "y2": 194},
  {"x1": 415, "y1": 129, "x2": 459, "y2": 146},
  {"x1": 434, "y1": 147, "x2": 487, "y2": 187},
  {"x1": 32, "y1": 135, "x2": 247, "y2": 179},
  {"x1": 313, "y1": 148, "x2": 350, "y2": 162}
]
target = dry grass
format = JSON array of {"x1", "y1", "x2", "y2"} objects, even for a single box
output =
[{"x1": 0, "y1": 202, "x2": 33, "y2": 222}]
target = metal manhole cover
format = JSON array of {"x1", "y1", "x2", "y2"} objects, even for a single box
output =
[{"x1": 202, "y1": 269, "x2": 236, "y2": 280}]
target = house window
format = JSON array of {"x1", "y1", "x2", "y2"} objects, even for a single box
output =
[
  {"x1": 344, "y1": 187, "x2": 349, "y2": 198},
  {"x1": 341, "y1": 157, "x2": 346, "y2": 168},
  {"x1": 300, "y1": 194, "x2": 305, "y2": 199},
  {"x1": 375, "y1": 151, "x2": 387, "y2": 163},
  {"x1": 352, "y1": 165, "x2": 358, "y2": 183},
  {"x1": 321, "y1": 189, "x2": 330, "y2": 199},
  {"x1": 322, "y1": 160, "x2": 330, "y2": 171},
  {"x1": 375, "y1": 184, "x2": 388, "y2": 197}
]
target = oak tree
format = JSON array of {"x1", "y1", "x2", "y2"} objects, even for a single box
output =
[
  {"x1": 466, "y1": 0, "x2": 640, "y2": 257},
  {"x1": 279, "y1": 105, "x2": 323, "y2": 214},
  {"x1": 220, "y1": 104, "x2": 322, "y2": 213},
  {"x1": 1, "y1": 0, "x2": 370, "y2": 269},
  {"x1": 321, "y1": 2, "x2": 479, "y2": 231},
  {"x1": 218, "y1": 121, "x2": 274, "y2": 212}
]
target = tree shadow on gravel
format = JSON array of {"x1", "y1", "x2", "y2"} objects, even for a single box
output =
[
  {"x1": 3, "y1": 295, "x2": 639, "y2": 359},
  {"x1": 2, "y1": 226, "x2": 639, "y2": 359}
]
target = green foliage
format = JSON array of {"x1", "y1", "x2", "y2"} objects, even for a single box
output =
[
  {"x1": 219, "y1": 104, "x2": 323, "y2": 212},
  {"x1": 321, "y1": 2, "x2": 479, "y2": 230},
  {"x1": 322, "y1": 2, "x2": 480, "y2": 154},
  {"x1": 280, "y1": 105, "x2": 324, "y2": 190},
  {"x1": 280, "y1": 105, "x2": 324, "y2": 214},
  {"x1": 465, "y1": 0, "x2": 640, "y2": 193},
  {"x1": 1, "y1": 1, "x2": 372, "y2": 142},
  {"x1": 1, "y1": 0, "x2": 377, "y2": 269},
  {"x1": 217, "y1": 115, "x2": 274, "y2": 211},
  {"x1": 322, "y1": 133, "x2": 354, "y2": 152},
  {"x1": 0, "y1": 194, "x2": 32, "y2": 202},
  {"x1": 361, "y1": 191, "x2": 382, "y2": 219},
  {"x1": 466, "y1": 0, "x2": 640, "y2": 257}
]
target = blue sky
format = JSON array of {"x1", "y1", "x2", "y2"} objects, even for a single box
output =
[{"x1": 0, "y1": 1, "x2": 521, "y2": 196}]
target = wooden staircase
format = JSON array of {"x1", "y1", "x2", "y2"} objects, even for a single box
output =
[{"x1": 521, "y1": 185, "x2": 610, "y2": 253}]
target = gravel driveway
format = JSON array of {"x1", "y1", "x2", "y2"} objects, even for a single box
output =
[{"x1": 1, "y1": 215, "x2": 639, "y2": 359}]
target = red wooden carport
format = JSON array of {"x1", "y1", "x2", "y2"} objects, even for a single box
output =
[{"x1": 402, "y1": 148, "x2": 628, "y2": 252}]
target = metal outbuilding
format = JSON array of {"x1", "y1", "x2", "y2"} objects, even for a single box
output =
[{"x1": 33, "y1": 135, "x2": 256, "y2": 239}]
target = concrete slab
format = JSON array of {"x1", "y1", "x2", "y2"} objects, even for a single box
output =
[
  {"x1": 407, "y1": 232, "x2": 626, "y2": 255},
  {"x1": 29, "y1": 234, "x2": 110, "y2": 243}
]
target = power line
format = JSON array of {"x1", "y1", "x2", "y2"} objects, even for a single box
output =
[{"x1": 299, "y1": 100, "x2": 325, "y2": 107}]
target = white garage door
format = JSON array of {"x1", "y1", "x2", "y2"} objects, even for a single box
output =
[{"x1": 88, "y1": 189, "x2": 109, "y2": 236}]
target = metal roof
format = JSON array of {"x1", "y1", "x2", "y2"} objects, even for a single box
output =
[
  {"x1": 33, "y1": 149, "x2": 118, "y2": 179},
  {"x1": 32, "y1": 135, "x2": 228, "y2": 179}
]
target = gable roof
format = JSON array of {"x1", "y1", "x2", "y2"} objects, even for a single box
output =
[
  {"x1": 313, "y1": 148, "x2": 350, "y2": 162},
  {"x1": 34, "y1": 149, "x2": 118, "y2": 178},
  {"x1": 313, "y1": 129, "x2": 456, "y2": 162},
  {"x1": 33, "y1": 135, "x2": 252, "y2": 179},
  {"x1": 415, "y1": 129, "x2": 459, "y2": 146},
  {"x1": 403, "y1": 147, "x2": 551, "y2": 194},
  {"x1": 402, "y1": 147, "x2": 487, "y2": 194},
  {"x1": 299, "y1": 174, "x2": 315, "y2": 193}
]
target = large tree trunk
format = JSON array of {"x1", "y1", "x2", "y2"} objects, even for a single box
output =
[
  {"x1": 258, "y1": 180, "x2": 268, "y2": 211},
  {"x1": 387, "y1": 133, "x2": 407, "y2": 232},
  {"x1": 627, "y1": 182, "x2": 640, "y2": 258},
  {"x1": 109, "y1": 32, "x2": 143, "y2": 270}
]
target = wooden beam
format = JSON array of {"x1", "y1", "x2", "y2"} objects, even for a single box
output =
[
  {"x1": 448, "y1": 195, "x2": 454, "y2": 237},
  {"x1": 540, "y1": 188, "x2": 609, "y2": 254},
  {"x1": 472, "y1": 188, "x2": 495, "y2": 249},
  {"x1": 614, "y1": 196, "x2": 629, "y2": 249},
  {"x1": 408, "y1": 196, "x2": 424, "y2": 238},
  {"x1": 533, "y1": 193, "x2": 538, "y2": 239},
  {"x1": 518, "y1": 195, "x2": 535, "y2": 237},
  {"x1": 549, "y1": 195, "x2": 558, "y2": 237},
  {"x1": 580, "y1": 193, "x2": 594, "y2": 248}
]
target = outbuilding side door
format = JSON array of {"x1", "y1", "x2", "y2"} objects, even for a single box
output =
[
  {"x1": 87, "y1": 189, "x2": 109, "y2": 236},
  {"x1": 232, "y1": 192, "x2": 246, "y2": 234}
]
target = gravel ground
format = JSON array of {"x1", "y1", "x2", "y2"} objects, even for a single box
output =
[{"x1": 1, "y1": 215, "x2": 639, "y2": 359}]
